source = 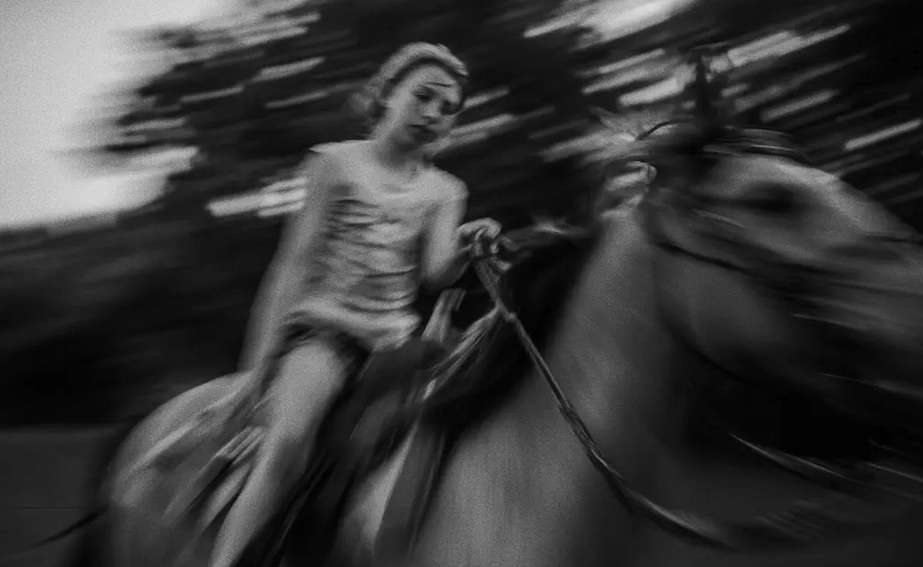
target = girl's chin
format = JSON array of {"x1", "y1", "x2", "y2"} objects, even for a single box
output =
[{"x1": 400, "y1": 136, "x2": 441, "y2": 153}]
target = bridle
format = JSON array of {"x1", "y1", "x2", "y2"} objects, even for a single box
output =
[
  {"x1": 468, "y1": 132, "x2": 923, "y2": 551},
  {"x1": 638, "y1": 131, "x2": 923, "y2": 416}
]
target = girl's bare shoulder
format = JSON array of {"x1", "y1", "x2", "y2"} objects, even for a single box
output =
[
  {"x1": 306, "y1": 140, "x2": 366, "y2": 167},
  {"x1": 425, "y1": 167, "x2": 468, "y2": 204},
  {"x1": 290, "y1": 140, "x2": 369, "y2": 187}
]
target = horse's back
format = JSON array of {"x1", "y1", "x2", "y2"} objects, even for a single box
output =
[
  {"x1": 108, "y1": 377, "x2": 238, "y2": 488},
  {"x1": 102, "y1": 376, "x2": 239, "y2": 567}
]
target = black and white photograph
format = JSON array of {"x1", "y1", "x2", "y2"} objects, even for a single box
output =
[{"x1": 2, "y1": 1, "x2": 922, "y2": 565}]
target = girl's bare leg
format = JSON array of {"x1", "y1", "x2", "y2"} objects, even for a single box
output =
[{"x1": 209, "y1": 340, "x2": 349, "y2": 567}]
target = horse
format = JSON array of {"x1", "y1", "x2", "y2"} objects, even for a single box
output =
[
  {"x1": 85, "y1": 114, "x2": 923, "y2": 567},
  {"x1": 79, "y1": 45, "x2": 923, "y2": 559}
]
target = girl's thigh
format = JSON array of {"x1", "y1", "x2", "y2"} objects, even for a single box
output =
[{"x1": 264, "y1": 338, "x2": 353, "y2": 440}]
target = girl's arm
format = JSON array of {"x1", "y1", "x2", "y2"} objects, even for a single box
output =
[
  {"x1": 420, "y1": 183, "x2": 501, "y2": 290},
  {"x1": 238, "y1": 152, "x2": 338, "y2": 371},
  {"x1": 420, "y1": 190, "x2": 468, "y2": 291}
]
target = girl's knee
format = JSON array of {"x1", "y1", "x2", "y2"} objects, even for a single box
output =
[
  {"x1": 270, "y1": 345, "x2": 349, "y2": 422},
  {"x1": 260, "y1": 429, "x2": 314, "y2": 478},
  {"x1": 283, "y1": 340, "x2": 347, "y2": 379}
]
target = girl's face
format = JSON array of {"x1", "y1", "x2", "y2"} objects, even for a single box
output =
[{"x1": 376, "y1": 64, "x2": 463, "y2": 151}]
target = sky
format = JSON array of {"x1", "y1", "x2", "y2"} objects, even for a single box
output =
[{"x1": 0, "y1": 0, "x2": 229, "y2": 228}]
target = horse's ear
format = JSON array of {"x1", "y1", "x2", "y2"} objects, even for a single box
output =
[
  {"x1": 641, "y1": 49, "x2": 728, "y2": 187},
  {"x1": 597, "y1": 47, "x2": 733, "y2": 195},
  {"x1": 641, "y1": 121, "x2": 716, "y2": 186},
  {"x1": 593, "y1": 105, "x2": 712, "y2": 193},
  {"x1": 688, "y1": 46, "x2": 735, "y2": 138},
  {"x1": 691, "y1": 52, "x2": 718, "y2": 131}
]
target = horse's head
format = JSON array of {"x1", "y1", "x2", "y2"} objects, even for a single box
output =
[{"x1": 625, "y1": 121, "x2": 923, "y2": 433}]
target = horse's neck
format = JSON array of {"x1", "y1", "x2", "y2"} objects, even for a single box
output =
[
  {"x1": 545, "y1": 207, "x2": 700, "y2": 444},
  {"x1": 419, "y1": 207, "x2": 709, "y2": 565},
  {"x1": 416, "y1": 205, "x2": 923, "y2": 567}
]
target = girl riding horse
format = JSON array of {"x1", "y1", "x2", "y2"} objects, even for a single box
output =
[
  {"x1": 100, "y1": 48, "x2": 923, "y2": 567},
  {"x1": 146, "y1": 43, "x2": 501, "y2": 567}
]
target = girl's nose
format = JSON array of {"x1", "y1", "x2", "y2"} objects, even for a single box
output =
[{"x1": 420, "y1": 101, "x2": 440, "y2": 121}]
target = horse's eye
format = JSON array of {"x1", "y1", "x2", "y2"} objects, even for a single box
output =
[{"x1": 745, "y1": 184, "x2": 801, "y2": 215}]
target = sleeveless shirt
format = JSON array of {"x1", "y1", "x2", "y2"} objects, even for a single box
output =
[{"x1": 288, "y1": 140, "x2": 467, "y2": 350}]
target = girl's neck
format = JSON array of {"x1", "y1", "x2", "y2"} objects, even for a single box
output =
[{"x1": 369, "y1": 135, "x2": 427, "y2": 180}]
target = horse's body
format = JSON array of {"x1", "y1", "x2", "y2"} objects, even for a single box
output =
[
  {"x1": 96, "y1": 130, "x2": 923, "y2": 566},
  {"x1": 390, "y1": 203, "x2": 923, "y2": 567}
]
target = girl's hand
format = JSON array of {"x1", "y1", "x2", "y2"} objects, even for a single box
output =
[{"x1": 457, "y1": 217, "x2": 502, "y2": 244}]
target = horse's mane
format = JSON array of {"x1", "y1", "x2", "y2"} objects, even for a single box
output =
[{"x1": 615, "y1": 118, "x2": 810, "y2": 176}]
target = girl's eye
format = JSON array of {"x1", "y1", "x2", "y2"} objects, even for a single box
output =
[{"x1": 413, "y1": 89, "x2": 461, "y2": 116}]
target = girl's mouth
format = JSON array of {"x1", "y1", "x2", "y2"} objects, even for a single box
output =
[{"x1": 410, "y1": 124, "x2": 438, "y2": 142}]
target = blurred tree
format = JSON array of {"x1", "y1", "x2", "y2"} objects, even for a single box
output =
[
  {"x1": 91, "y1": 0, "x2": 923, "y2": 228},
  {"x1": 100, "y1": 0, "x2": 607, "y2": 227}
]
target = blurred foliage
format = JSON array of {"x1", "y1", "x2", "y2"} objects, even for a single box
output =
[
  {"x1": 102, "y1": 0, "x2": 608, "y2": 225},
  {"x1": 4, "y1": 0, "x2": 923, "y2": 424},
  {"x1": 97, "y1": 0, "x2": 923, "y2": 224},
  {"x1": 0, "y1": 219, "x2": 273, "y2": 423}
]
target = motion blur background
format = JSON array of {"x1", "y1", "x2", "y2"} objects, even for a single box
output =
[{"x1": 1, "y1": 0, "x2": 920, "y2": 425}]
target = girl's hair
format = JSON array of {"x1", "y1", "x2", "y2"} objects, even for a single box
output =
[{"x1": 351, "y1": 42, "x2": 470, "y2": 127}]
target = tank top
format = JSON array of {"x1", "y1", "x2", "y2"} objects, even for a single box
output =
[{"x1": 289, "y1": 140, "x2": 467, "y2": 350}]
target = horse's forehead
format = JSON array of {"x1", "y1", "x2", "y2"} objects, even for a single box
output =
[
  {"x1": 708, "y1": 155, "x2": 835, "y2": 193},
  {"x1": 705, "y1": 155, "x2": 913, "y2": 234}
]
